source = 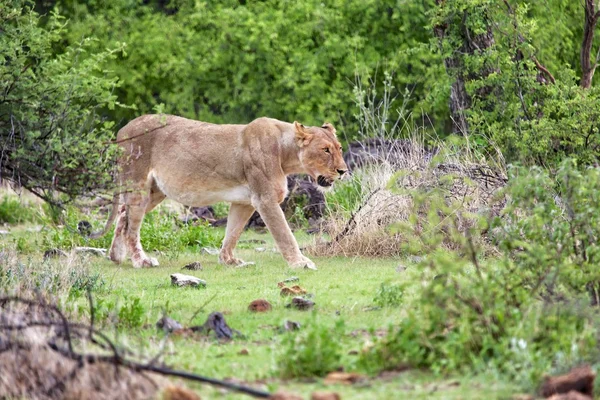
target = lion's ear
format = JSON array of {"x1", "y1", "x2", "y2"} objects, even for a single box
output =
[
  {"x1": 322, "y1": 122, "x2": 336, "y2": 135},
  {"x1": 294, "y1": 121, "x2": 313, "y2": 147}
]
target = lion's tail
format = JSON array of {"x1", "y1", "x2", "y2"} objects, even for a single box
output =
[{"x1": 89, "y1": 193, "x2": 121, "y2": 239}]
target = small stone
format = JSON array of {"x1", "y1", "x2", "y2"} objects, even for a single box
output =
[
  {"x1": 238, "y1": 348, "x2": 249, "y2": 356},
  {"x1": 170, "y1": 273, "x2": 207, "y2": 288},
  {"x1": 156, "y1": 316, "x2": 183, "y2": 332},
  {"x1": 236, "y1": 261, "x2": 256, "y2": 268},
  {"x1": 286, "y1": 297, "x2": 315, "y2": 311},
  {"x1": 283, "y1": 276, "x2": 299, "y2": 283},
  {"x1": 283, "y1": 320, "x2": 301, "y2": 331},
  {"x1": 248, "y1": 299, "x2": 272, "y2": 313},
  {"x1": 183, "y1": 261, "x2": 203, "y2": 271},
  {"x1": 396, "y1": 264, "x2": 407, "y2": 273},
  {"x1": 408, "y1": 255, "x2": 424, "y2": 263},
  {"x1": 74, "y1": 247, "x2": 106, "y2": 257},
  {"x1": 43, "y1": 248, "x2": 68, "y2": 259},
  {"x1": 255, "y1": 247, "x2": 266, "y2": 252},
  {"x1": 0, "y1": 230, "x2": 10, "y2": 235},
  {"x1": 201, "y1": 247, "x2": 220, "y2": 255}
]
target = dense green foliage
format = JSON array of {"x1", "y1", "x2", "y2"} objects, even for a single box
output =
[
  {"x1": 40, "y1": 205, "x2": 223, "y2": 254},
  {"x1": 43, "y1": 0, "x2": 442, "y2": 138},
  {"x1": 24, "y1": 0, "x2": 598, "y2": 168},
  {"x1": 0, "y1": 1, "x2": 122, "y2": 203},
  {"x1": 359, "y1": 160, "x2": 600, "y2": 386},
  {"x1": 278, "y1": 318, "x2": 345, "y2": 378}
]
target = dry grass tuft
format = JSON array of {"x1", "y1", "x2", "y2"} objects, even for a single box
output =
[{"x1": 309, "y1": 137, "x2": 507, "y2": 258}]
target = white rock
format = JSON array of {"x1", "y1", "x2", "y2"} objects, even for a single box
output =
[
  {"x1": 201, "y1": 247, "x2": 220, "y2": 255},
  {"x1": 170, "y1": 273, "x2": 206, "y2": 288},
  {"x1": 75, "y1": 247, "x2": 106, "y2": 257}
]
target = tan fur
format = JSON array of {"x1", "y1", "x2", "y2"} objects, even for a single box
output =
[{"x1": 94, "y1": 115, "x2": 347, "y2": 269}]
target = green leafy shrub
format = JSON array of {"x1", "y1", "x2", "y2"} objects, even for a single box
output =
[
  {"x1": 49, "y1": 0, "x2": 444, "y2": 137},
  {"x1": 359, "y1": 160, "x2": 600, "y2": 386},
  {"x1": 324, "y1": 171, "x2": 365, "y2": 218},
  {"x1": 373, "y1": 282, "x2": 404, "y2": 308},
  {"x1": 0, "y1": 249, "x2": 106, "y2": 301},
  {"x1": 69, "y1": 271, "x2": 106, "y2": 298},
  {"x1": 0, "y1": 196, "x2": 40, "y2": 224},
  {"x1": 0, "y1": 1, "x2": 123, "y2": 204},
  {"x1": 41, "y1": 205, "x2": 114, "y2": 250},
  {"x1": 41, "y1": 205, "x2": 223, "y2": 254},
  {"x1": 117, "y1": 296, "x2": 146, "y2": 328},
  {"x1": 278, "y1": 319, "x2": 345, "y2": 378},
  {"x1": 140, "y1": 209, "x2": 223, "y2": 254}
]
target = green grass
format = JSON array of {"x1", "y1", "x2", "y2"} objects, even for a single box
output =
[{"x1": 0, "y1": 219, "x2": 522, "y2": 399}]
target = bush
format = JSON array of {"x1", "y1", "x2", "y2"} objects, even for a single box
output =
[
  {"x1": 0, "y1": 1, "x2": 123, "y2": 204},
  {"x1": 0, "y1": 249, "x2": 106, "y2": 301},
  {"x1": 373, "y1": 282, "x2": 404, "y2": 308},
  {"x1": 0, "y1": 196, "x2": 40, "y2": 225},
  {"x1": 48, "y1": 0, "x2": 444, "y2": 137},
  {"x1": 42, "y1": 205, "x2": 223, "y2": 254},
  {"x1": 277, "y1": 319, "x2": 345, "y2": 378},
  {"x1": 117, "y1": 296, "x2": 146, "y2": 329},
  {"x1": 358, "y1": 159, "x2": 600, "y2": 386}
]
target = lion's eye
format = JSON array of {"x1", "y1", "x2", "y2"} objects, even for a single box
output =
[
  {"x1": 339, "y1": 147, "x2": 343, "y2": 151},
  {"x1": 324, "y1": 148, "x2": 330, "y2": 154}
]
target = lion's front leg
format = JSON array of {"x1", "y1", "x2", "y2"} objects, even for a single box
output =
[
  {"x1": 253, "y1": 197, "x2": 317, "y2": 270},
  {"x1": 219, "y1": 203, "x2": 255, "y2": 266}
]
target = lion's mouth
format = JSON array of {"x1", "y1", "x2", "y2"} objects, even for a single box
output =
[{"x1": 317, "y1": 175, "x2": 333, "y2": 187}]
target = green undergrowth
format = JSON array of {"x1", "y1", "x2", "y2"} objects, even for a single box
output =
[{"x1": 0, "y1": 225, "x2": 522, "y2": 399}]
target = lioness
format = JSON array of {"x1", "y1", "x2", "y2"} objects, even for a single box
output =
[{"x1": 92, "y1": 115, "x2": 348, "y2": 270}]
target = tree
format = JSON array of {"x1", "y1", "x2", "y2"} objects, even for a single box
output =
[
  {"x1": 581, "y1": 0, "x2": 600, "y2": 89},
  {"x1": 433, "y1": 0, "x2": 496, "y2": 135},
  {"x1": 0, "y1": 1, "x2": 122, "y2": 205}
]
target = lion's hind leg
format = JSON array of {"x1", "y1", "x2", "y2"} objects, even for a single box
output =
[
  {"x1": 123, "y1": 181, "x2": 165, "y2": 268},
  {"x1": 109, "y1": 204, "x2": 127, "y2": 263}
]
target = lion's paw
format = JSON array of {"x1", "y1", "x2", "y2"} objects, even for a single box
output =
[
  {"x1": 219, "y1": 255, "x2": 247, "y2": 266},
  {"x1": 290, "y1": 257, "x2": 318, "y2": 271},
  {"x1": 133, "y1": 257, "x2": 159, "y2": 268}
]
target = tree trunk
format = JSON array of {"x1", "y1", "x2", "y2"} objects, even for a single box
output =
[
  {"x1": 434, "y1": 0, "x2": 495, "y2": 135},
  {"x1": 581, "y1": 0, "x2": 600, "y2": 89}
]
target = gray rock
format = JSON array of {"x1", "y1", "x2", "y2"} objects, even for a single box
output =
[
  {"x1": 156, "y1": 316, "x2": 182, "y2": 332},
  {"x1": 283, "y1": 320, "x2": 301, "y2": 331},
  {"x1": 286, "y1": 297, "x2": 315, "y2": 311},
  {"x1": 74, "y1": 247, "x2": 106, "y2": 257},
  {"x1": 182, "y1": 261, "x2": 203, "y2": 271},
  {"x1": 170, "y1": 273, "x2": 206, "y2": 288},
  {"x1": 201, "y1": 247, "x2": 220, "y2": 256},
  {"x1": 43, "y1": 249, "x2": 68, "y2": 259}
]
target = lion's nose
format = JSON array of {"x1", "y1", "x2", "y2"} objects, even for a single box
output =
[{"x1": 337, "y1": 169, "x2": 347, "y2": 176}]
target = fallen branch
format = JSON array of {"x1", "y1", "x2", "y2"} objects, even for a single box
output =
[{"x1": 0, "y1": 295, "x2": 271, "y2": 398}]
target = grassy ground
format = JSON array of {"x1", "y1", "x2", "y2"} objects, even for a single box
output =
[{"x1": 0, "y1": 196, "x2": 523, "y2": 399}]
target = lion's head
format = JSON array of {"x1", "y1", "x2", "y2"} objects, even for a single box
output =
[{"x1": 294, "y1": 121, "x2": 348, "y2": 188}]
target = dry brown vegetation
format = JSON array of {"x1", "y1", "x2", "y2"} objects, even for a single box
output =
[{"x1": 310, "y1": 137, "x2": 507, "y2": 257}]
